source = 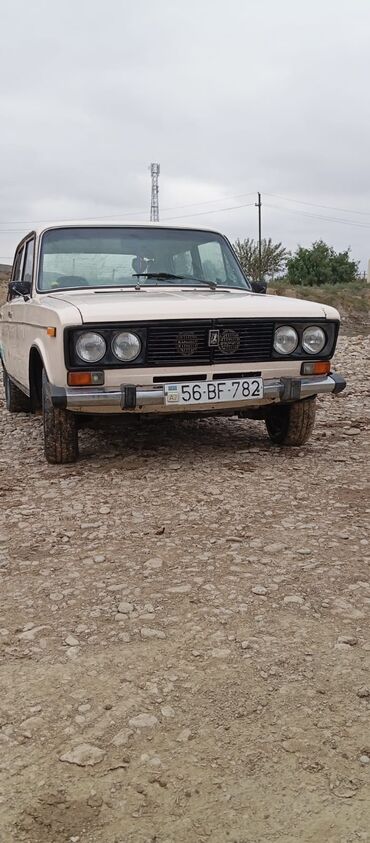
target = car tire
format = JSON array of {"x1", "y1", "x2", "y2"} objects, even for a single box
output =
[
  {"x1": 42, "y1": 371, "x2": 78, "y2": 464},
  {"x1": 3, "y1": 367, "x2": 31, "y2": 413},
  {"x1": 265, "y1": 396, "x2": 316, "y2": 446}
]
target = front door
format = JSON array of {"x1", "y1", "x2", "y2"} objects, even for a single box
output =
[
  {"x1": 17, "y1": 237, "x2": 35, "y2": 387},
  {"x1": 2, "y1": 244, "x2": 25, "y2": 383}
]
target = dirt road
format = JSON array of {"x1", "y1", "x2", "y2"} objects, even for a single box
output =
[{"x1": 1, "y1": 333, "x2": 369, "y2": 843}]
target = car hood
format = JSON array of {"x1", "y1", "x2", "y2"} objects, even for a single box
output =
[{"x1": 48, "y1": 287, "x2": 340, "y2": 323}]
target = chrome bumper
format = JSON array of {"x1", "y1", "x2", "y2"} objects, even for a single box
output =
[{"x1": 51, "y1": 373, "x2": 346, "y2": 411}]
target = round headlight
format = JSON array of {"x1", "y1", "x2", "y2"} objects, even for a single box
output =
[
  {"x1": 302, "y1": 326, "x2": 326, "y2": 354},
  {"x1": 76, "y1": 331, "x2": 106, "y2": 363},
  {"x1": 274, "y1": 325, "x2": 299, "y2": 355},
  {"x1": 112, "y1": 331, "x2": 141, "y2": 362}
]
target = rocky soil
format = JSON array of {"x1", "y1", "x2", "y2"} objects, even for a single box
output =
[{"x1": 0, "y1": 334, "x2": 369, "y2": 843}]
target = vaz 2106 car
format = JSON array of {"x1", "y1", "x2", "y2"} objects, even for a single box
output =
[{"x1": 0, "y1": 223, "x2": 346, "y2": 463}]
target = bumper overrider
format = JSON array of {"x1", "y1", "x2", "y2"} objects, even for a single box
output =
[{"x1": 51, "y1": 373, "x2": 346, "y2": 411}]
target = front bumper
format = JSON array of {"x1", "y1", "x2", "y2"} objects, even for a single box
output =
[{"x1": 51, "y1": 373, "x2": 346, "y2": 413}]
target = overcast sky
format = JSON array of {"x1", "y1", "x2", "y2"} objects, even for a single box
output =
[{"x1": 1, "y1": 0, "x2": 370, "y2": 269}]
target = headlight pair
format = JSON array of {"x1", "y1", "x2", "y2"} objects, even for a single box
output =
[
  {"x1": 274, "y1": 325, "x2": 327, "y2": 355},
  {"x1": 75, "y1": 331, "x2": 141, "y2": 363}
]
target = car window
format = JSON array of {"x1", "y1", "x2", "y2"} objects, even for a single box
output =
[
  {"x1": 38, "y1": 227, "x2": 251, "y2": 291},
  {"x1": 173, "y1": 249, "x2": 194, "y2": 276},
  {"x1": 41, "y1": 252, "x2": 137, "y2": 286},
  {"x1": 198, "y1": 241, "x2": 227, "y2": 283},
  {"x1": 13, "y1": 246, "x2": 24, "y2": 282},
  {"x1": 22, "y1": 239, "x2": 35, "y2": 284}
]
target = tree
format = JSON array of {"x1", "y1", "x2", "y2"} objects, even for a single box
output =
[
  {"x1": 287, "y1": 241, "x2": 359, "y2": 286},
  {"x1": 233, "y1": 238, "x2": 288, "y2": 282}
]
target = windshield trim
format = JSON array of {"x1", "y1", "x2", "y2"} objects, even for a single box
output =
[
  {"x1": 39, "y1": 282, "x2": 251, "y2": 295},
  {"x1": 35, "y1": 225, "x2": 252, "y2": 293}
]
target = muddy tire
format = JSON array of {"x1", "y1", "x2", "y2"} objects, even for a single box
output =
[
  {"x1": 265, "y1": 396, "x2": 316, "y2": 446},
  {"x1": 42, "y1": 371, "x2": 78, "y2": 464},
  {"x1": 3, "y1": 367, "x2": 31, "y2": 413}
]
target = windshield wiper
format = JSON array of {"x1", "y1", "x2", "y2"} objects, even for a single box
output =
[
  {"x1": 132, "y1": 272, "x2": 182, "y2": 280},
  {"x1": 132, "y1": 272, "x2": 217, "y2": 290}
]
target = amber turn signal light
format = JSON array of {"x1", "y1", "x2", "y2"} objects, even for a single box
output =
[
  {"x1": 47, "y1": 327, "x2": 56, "y2": 337},
  {"x1": 301, "y1": 361, "x2": 330, "y2": 375},
  {"x1": 67, "y1": 371, "x2": 104, "y2": 386}
]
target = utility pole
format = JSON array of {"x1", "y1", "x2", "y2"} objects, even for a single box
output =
[
  {"x1": 255, "y1": 192, "x2": 262, "y2": 282},
  {"x1": 150, "y1": 163, "x2": 160, "y2": 222}
]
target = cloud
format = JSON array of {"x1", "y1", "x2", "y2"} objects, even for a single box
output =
[{"x1": 0, "y1": 0, "x2": 369, "y2": 267}]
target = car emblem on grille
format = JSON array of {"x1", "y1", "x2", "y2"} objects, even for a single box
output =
[
  {"x1": 219, "y1": 329, "x2": 240, "y2": 355},
  {"x1": 208, "y1": 329, "x2": 220, "y2": 347},
  {"x1": 176, "y1": 332, "x2": 198, "y2": 357}
]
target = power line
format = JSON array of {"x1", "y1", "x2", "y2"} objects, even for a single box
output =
[
  {"x1": 0, "y1": 192, "x2": 256, "y2": 228},
  {"x1": 265, "y1": 192, "x2": 370, "y2": 218},
  {"x1": 2, "y1": 189, "x2": 369, "y2": 240},
  {"x1": 1, "y1": 190, "x2": 369, "y2": 229},
  {"x1": 264, "y1": 202, "x2": 370, "y2": 230},
  {"x1": 0, "y1": 198, "x2": 256, "y2": 234},
  {"x1": 0, "y1": 230, "x2": 31, "y2": 235},
  {"x1": 162, "y1": 202, "x2": 255, "y2": 222},
  {"x1": 159, "y1": 191, "x2": 254, "y2": 219}
]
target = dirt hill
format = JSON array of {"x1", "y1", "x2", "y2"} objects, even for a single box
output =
[
  {"x1": 270, "y1": 281, "x2": 370, "y2": 330},
  {"x1": 0, "y1": 279, "x2": 9, "y2": 305},
  {"x1": 0, "y1": 265, "x2": 11, "y2": 304},
  {"x1": 0, "y1": 275, "x2": 368, "y2": 328}
]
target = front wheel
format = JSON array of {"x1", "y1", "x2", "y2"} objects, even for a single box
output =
[
  {"x1": 265, "y1": 396, "x2": 316, "y2": 446},
  {"x1": 42, "y1": 371, "x2": 78, "y2": 464},
  {"x1": 3, "y1": 368, "x2": 31, "y2": 413}
]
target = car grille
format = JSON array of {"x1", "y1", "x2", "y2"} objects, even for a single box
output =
[{"x1": 145, "y1": 319, "x2": 274, "y2": 366}]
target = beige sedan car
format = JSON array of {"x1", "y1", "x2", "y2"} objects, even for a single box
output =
[{"x1": 0, "y1": 222, "x2": 345, "y2": 463}]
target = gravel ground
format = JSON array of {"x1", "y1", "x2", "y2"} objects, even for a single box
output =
[{"x1": 0, "y1": 333, "x2": 369, "y2": 843}]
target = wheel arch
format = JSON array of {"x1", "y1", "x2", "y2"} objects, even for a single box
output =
[{"x1": 29, "y1": 341, "x2": 52, "y2": 410}]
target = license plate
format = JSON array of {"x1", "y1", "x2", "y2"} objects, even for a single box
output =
[{"x1": 164, "y1": 377, "x2": 263, "y2": 405}]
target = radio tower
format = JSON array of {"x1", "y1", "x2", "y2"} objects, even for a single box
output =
[{"x1": 150, "y1": 163, "x2": 160, "y2": 222}]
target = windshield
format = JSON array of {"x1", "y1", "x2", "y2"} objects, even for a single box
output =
[{"x1": 38, "y1": 226, "x2": 251, "y2": 291}]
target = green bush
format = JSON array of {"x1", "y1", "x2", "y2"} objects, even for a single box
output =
[{"x1": 287, "y1": 240, "x2": 359, "y2": 286}]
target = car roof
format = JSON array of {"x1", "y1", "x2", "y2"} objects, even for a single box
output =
[{"x1": 25, "y1": 221, "x2": 225, "y2": 239}]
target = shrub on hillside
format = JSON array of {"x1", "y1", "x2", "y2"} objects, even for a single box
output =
[{"x1": 287, "y1": 240, "x2": 359, "y2": 286}]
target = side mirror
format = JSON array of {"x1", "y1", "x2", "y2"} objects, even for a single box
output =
[
  {"x1": 8, "y1": 280, "x2": 31, "y2": 301},
  {"x1": 251, "y1": 280, "x2": 267, "y2": 294}
]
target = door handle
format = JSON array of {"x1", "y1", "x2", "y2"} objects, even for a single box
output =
[{"x1": 7, "y1": 311, "x2": 13, "y2": 318}]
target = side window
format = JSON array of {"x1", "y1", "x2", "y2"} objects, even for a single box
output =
[
  {"x1": 22, "y1": 239, "x2": 35, "y2": 284},
  {"x1": 173, "y1": 249, "x2": 194, "y2": 277},
  {"x1": 12, "y1": 246, "x2": 24, "y2": 282},
  {"x1": 198, "y1": 241, "x2": 227, "y2": 282}
]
